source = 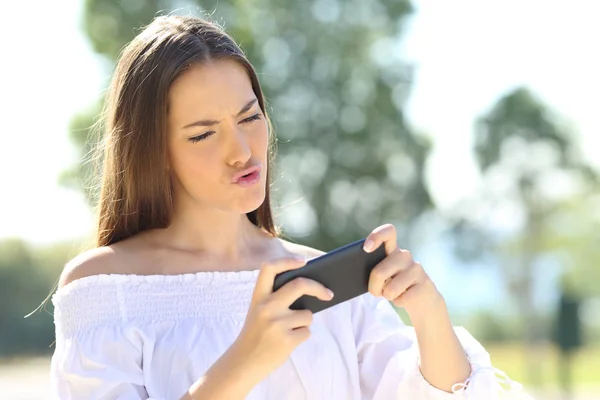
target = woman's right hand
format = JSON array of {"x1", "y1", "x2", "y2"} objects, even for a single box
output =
[
  {"x1": 233, "y1": 256, "x2": 334, "y2": 381},
  {"x1": 182, "y1": 257, "x2": 333, "y2": 400}
]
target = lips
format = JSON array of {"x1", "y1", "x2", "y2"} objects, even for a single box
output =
[{"x1": 232, "y1": 165, "x2": 261, "y2": 183}]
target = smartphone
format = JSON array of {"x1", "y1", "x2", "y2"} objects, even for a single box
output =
[{"x1": 272, "y1": 238, "x2": 387, "y2": 313}]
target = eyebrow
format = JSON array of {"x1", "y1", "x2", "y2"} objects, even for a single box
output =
[{"x1": 182, "y1": 99, "x2": 258, "y2": 129}]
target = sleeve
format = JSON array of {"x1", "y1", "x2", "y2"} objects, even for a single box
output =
[
  {"x1": 351, "y1": 294, "x2": 534, "y2": 400},
  {"x1": 50, "y1": 325, "x2": 154, "y2": 400}
]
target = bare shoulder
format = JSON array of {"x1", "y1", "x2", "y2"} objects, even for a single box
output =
[
  {"x1": 58, "y1": 246, "x2": 123, "y2": 289},
  {"x1": 277, "y1": 238, "x2": 326, "y2": 260}
]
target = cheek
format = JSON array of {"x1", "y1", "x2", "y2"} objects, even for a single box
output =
[
  {"x1": 251, "y1": 122, "x2": 269, "y2": 156},
  {"x1": 170, "y1": 145, "x2": 220, "y2": 187}
]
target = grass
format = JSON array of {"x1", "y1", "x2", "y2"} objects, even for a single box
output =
[
  {"x1": 395, "y1": 306, "x2": 599, "y2": 390},
  {"x1": 485, "y1": 342, "x2": 600, "y2": 389}
]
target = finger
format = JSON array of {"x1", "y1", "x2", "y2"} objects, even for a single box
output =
[
  {"x1": 391, "y1": 269, "x2": 435, "y2": 309},
  {"x1": 363, "y1": 223, "x2": 398, "y2": 256},
  {"x1": 280, "y1": 309, "x2": 314, "y2": 329},
  {"x1": 382, "y1": 262, "x2": 422, "y2": 301},
  {"x1": 253, "y1": 257, "x2": 307, "y2": 301},
  {"x1": 271, "y1": 277, "x2": 334, "y2": 307},
  {"x1": 289, "y1": 326, "x2": 311, "y2": 344},
  {"x1": 368, "y1": 249, "x2": 411, "y2": 296}
]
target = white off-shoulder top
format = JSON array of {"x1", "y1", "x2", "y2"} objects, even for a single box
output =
[{"x1": 50, "y1": 270, "x2": 528, "y2": 399}]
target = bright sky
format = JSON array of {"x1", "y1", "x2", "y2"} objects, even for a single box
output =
[
  {"x1": 1, "y1": 0, "x2": 599, "y2": 249},
  {"x1": 0, "y1": 1, "x2": 102, "y2": 245},
  {"x1": 404, "y1": 0, "x2": 600, "y2": 208}
]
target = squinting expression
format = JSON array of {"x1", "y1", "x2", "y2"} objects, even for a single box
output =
[{"x1": 166, "y1": 59, "x2": 269, "y2": 214}]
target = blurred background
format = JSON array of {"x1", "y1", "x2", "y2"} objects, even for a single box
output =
[{"x1": 1, "y1": 0, "x2": 599, "y2": 399}]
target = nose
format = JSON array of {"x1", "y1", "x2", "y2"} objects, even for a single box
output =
[{"x1": 226, "y1": 126, "x2": 252, "y2": 167}]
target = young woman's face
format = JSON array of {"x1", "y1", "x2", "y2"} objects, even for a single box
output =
[{"x1": 166, "y1": 59, "x2": 269, "y2": 214}]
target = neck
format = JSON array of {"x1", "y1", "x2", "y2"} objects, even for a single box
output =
[{"x1": 153, "y1": 203, "x2": 272, "y2": 262}]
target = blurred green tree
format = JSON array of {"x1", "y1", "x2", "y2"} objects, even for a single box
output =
[
  {"x1": 453, "y1": 87, "x2": 598, "y2": 384},
  {"x1": 0, "y1": 239, "x2": 72, "y2": 356},
  {"x1": 538, "y1": 193, "x2": 600, "y2": 297},
  {"x1": 60, "y1": 0, "x2": 432, "y2": 251}
]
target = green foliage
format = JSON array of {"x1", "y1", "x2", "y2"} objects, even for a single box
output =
[
  {"x1": 455, "y1": 88, "x2": 597, "y2": 262},
  {"x1": 82, "y1": 0, "x2": 163, "y2": 61},
  {"x1": 450, "y1": 86, "x2": 600, "y2": 392},
  {"x1": 473, "y1": 88, "x2": 599, "y2": 298},
  {"x1": 498, "y1": 193, "x2": 600, "y2": 298},
  {"x1": 58, "y1": 99, "x2": 104, "y2": 206},
  {"x1": 458, "y1": 86, "x2": 598, "y2": 275},
  {"x1": 466, "y1": 309, "x2": 524, "y2": 343},
  {"x1": 0, "y1": 239, "x2": 72, "y2": 356},
  {"x1": 474, "y1": 88, "x2": 571, "y2": 171}
]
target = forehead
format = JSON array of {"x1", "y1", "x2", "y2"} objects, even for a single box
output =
[{"x1": 168, "y1": 59, "x2": 255, "y2": 119}]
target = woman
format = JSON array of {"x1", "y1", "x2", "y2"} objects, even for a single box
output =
[{"x1": 51, "y1": 15, "x2": 526, "y2": 399}]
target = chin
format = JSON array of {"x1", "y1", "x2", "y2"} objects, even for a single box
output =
[{"x1": 235, "y1": 187, "x2": 267, "y2": 214}]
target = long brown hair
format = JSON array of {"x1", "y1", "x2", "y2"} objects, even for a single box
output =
[{"x1": 93, "y1": 15, "x2": 280, "y2": 247}]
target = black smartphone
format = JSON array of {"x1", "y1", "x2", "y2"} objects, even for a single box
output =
[{"x1": 272, "y1": 238, "x2": 387, "y2": 313}]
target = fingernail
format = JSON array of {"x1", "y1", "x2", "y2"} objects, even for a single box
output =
[
  {"x1": 363, "y1": 239, "x2": 374, "y2": 252},
  {"x1": 327, "y1": 289, "x2": 334, "y2": 299},
  {"x1": 294, "y1": 256, "x2": 307, "y2": 263}
]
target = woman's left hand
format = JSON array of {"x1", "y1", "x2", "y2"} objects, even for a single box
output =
[{"x1": 363, "y1": 223, "x2": 446, "y2": 320}]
